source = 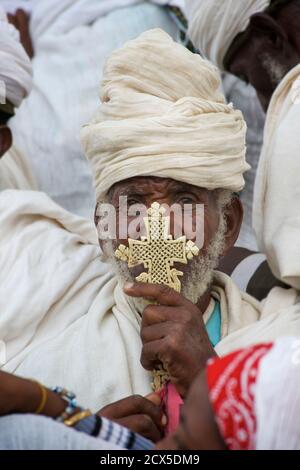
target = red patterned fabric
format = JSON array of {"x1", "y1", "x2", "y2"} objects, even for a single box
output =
[{"x1": 206, "y1": 343, "x2": 273, "y2": 450}]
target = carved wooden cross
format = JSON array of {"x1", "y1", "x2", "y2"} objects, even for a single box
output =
[
  {"x1": 115, "y1": 202, "x2": 200, "y2": 390},
  {"x1": 115, "y1": 202, "x2": 199, "y2": 293}
]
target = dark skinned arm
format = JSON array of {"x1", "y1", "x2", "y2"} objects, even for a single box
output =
[
  {"x1": 0, "y1": 370, "x2": 68, "y2": 418},
  {"x1": 0, "y1": 370, "x2": 165, "y2": 442}
]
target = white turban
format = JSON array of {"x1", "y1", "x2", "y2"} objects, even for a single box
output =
[
  {"x1": 0, "y1": 6, "x2": 32, "y2": 108},
  {"x1": 186, "y1": 0, "x2": 270, "y2": 70},
  {"x1": 81, "y1": 29, "x2": 249, "y2": 201}
]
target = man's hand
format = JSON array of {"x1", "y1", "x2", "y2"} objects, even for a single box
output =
[
  {"x1": 124, "y1": 282, "x2": 216, "y2": 398},
  {"x1": 7, "y1": 9, "x2": 34, "y2": 58},
  {"x1": 98, "y1": 394, "x2": 165, "y2": 442}
]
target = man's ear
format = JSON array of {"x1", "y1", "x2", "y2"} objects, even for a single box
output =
[
  {"x1": 222, "y1": 195, "x2": 243, "y2": 257},
  {"x1": 94, "y1": 203, "x2": 99, "y2": 227},
  {"x1": 94, "y1": 204, "x2": 104, "y2": 251},
  {"x1": 249, "y1": 12, "x2": 288, "y2": 47}
]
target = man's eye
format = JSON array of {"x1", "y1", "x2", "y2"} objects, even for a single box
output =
[
  {"x1": 127, "y1": 199, "x2": 140, "y2": 206},
  {"x1": 178, "y1": 197, "x2": 196, "y2": 205}
]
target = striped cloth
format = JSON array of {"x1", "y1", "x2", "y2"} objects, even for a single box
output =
[{"x1": 75, "y1": 414, "x2": 154, "y2": 450}]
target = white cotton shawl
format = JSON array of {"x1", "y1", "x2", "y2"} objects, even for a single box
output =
[
  {"x1": 81, "y1": 28, "x2": 249, "y2": 201},
  {"x1": 253, "y1": 64, "x2": 300, "y2": 290},
  {"x1": 255, "y1": 337, "x2": 300, "y2": 450},
  {"x1": 186, "y1": 0, "x2": 270, "y2": 70},
  {"x1": 0, "y1": 146, "x2": 37, "y2": 191},
  {"x1": 0, "y1": 5, "x2": 32, "y2": 107}
]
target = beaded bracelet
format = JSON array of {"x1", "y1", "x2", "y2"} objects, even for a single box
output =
[{"x1": 52, "y1": 386, "x2": 82, "y2": 423}]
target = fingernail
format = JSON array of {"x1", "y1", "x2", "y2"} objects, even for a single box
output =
[
  {"x1": 124, "y1": 281, "x2": 134, "y2": 290},
  {"x1": 161, "y1": 414, "x2": 167, "y2": 427}
]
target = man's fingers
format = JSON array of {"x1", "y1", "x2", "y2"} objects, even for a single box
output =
[
  {"x1": 99, "y1": 395, "x2": 147, "y2": 419},
  {"x1": 8, "y1": 9, "x2": 34, "y2": 59},
  {"x1": 140, "y1": 339, "x2": 167, "y2": 371},
  {"x1": 7, "y1": 13, "x2": 17, "y2": 28},
  {"x1": 124, "y1": 282, "x2": 184, "y2": 306},
  {"x1": 116, "y1": 415, "x2": 162, "y2": 443},
  {"x1": 141, "y1": 321, "x2": 177, "y2": 343},
  {"x1": 141, "y1": 304, "x2": 188, "y2": 328},
  {"x1": 145, "y1": 392, "x2": 161, "y2": 406},
  {"x1": 15, "y1": 8, "x2": 29, "y2": 21},
  {"x1": 98, "y1": 394, "x2": 162, "y2": 429}
]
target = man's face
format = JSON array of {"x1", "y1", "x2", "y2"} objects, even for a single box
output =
[
  {"x1": 109, "y1": 176, "x2": 221, "y2": 254},
  {"x1": 96, "y1": 177, "x2": 238, "y2": 307},
  {"x1": 227, "y1": 14, "x2": 299, "y2": 112},
  {"x1": 0, "y1": 112, "x2": 12, "y2": 157},
  {"x1": 228, "y1": 35, "x2": 277, "y2": 112}
]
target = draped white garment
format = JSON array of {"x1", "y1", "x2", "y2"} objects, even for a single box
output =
[
  {"x1": 253, "y1": 64, "x2": 300, "y2": 291},
  {"x1": 1, "y1": 189, "x2": 300, "y2": 410},
  {"x1": 255, "y1": 337, "x2": 300, "y2": 450},
  {"x1": 0, "y1": 146, "x2": 37, "y2": 191}
]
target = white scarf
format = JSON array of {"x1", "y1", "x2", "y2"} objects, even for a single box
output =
[
  {"x1": 0, "y1": 146, "x2": 37, "y2": 191},
  {"x1": 253, "y1": 64, "x2": 300, "y2": 290}
]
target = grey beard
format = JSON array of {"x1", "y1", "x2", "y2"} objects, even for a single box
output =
[
  {"x1": 101, "y1": 211, "x2": 227, "y2": 312},
  {"x1": 261, "y1": 53, "x2": 290, "y2": 88}
]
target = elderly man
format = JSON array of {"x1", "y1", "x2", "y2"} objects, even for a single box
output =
[
  {"x1": 186, "y1": 0, "x2": 300, "y2": 299},
  {"x1": 2, "y1": 29, "x2": 300, "y2": 439},
  {"x1": 0, "y1": 6, "x2": 35, "y2": 190}
]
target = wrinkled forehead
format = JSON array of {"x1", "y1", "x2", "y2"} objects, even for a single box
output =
[{"x1": 107, "y1": 176, "x2": 217, "y2": 204}]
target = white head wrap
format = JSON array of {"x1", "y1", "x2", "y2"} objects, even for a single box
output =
[
  {"x1": 186, "y1": 0, "x2": 270, "y2": 70},
  {"x1": 81, "y1": 29, "x2": 249, "y2": 201},
  {"x1": 255, "y1": 337, "x2": 300, "y2": 450},
  {"x1": 0, "y1": 6, "x2": 32, "y2": 108}
]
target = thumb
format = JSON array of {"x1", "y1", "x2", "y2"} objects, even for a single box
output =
[{"x1": 145, "y1": 392, "x2": 161, "y2": 406}]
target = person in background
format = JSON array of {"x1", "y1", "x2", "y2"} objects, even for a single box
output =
[
  {"x1": 186, "y1": 0, "x2": 300, "y2": 301},
  {"x1": 0, "y1": 5, "x2": 35, "y2": 190}
]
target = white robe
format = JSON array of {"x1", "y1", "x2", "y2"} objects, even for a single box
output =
[
  {"x1": 253, "y1": 64, "x2": 300, "y2": 291},
  {"x1": 1, "y1": 189, "x2": 300, "y2": 411},
  {"x1": 0, "y1": 146, "x2": 37, "y2": 191}
]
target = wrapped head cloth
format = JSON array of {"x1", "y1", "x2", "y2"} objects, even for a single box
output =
[
  {"x1": 0, "y1": 6, "x2": 32, "y2": 110},
  {"x1": 81, "y1": 29, "x2": 249, "y2": 201},
  {"x1": 185, "y1": 0, "x2": 270, "y2": 71}
]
